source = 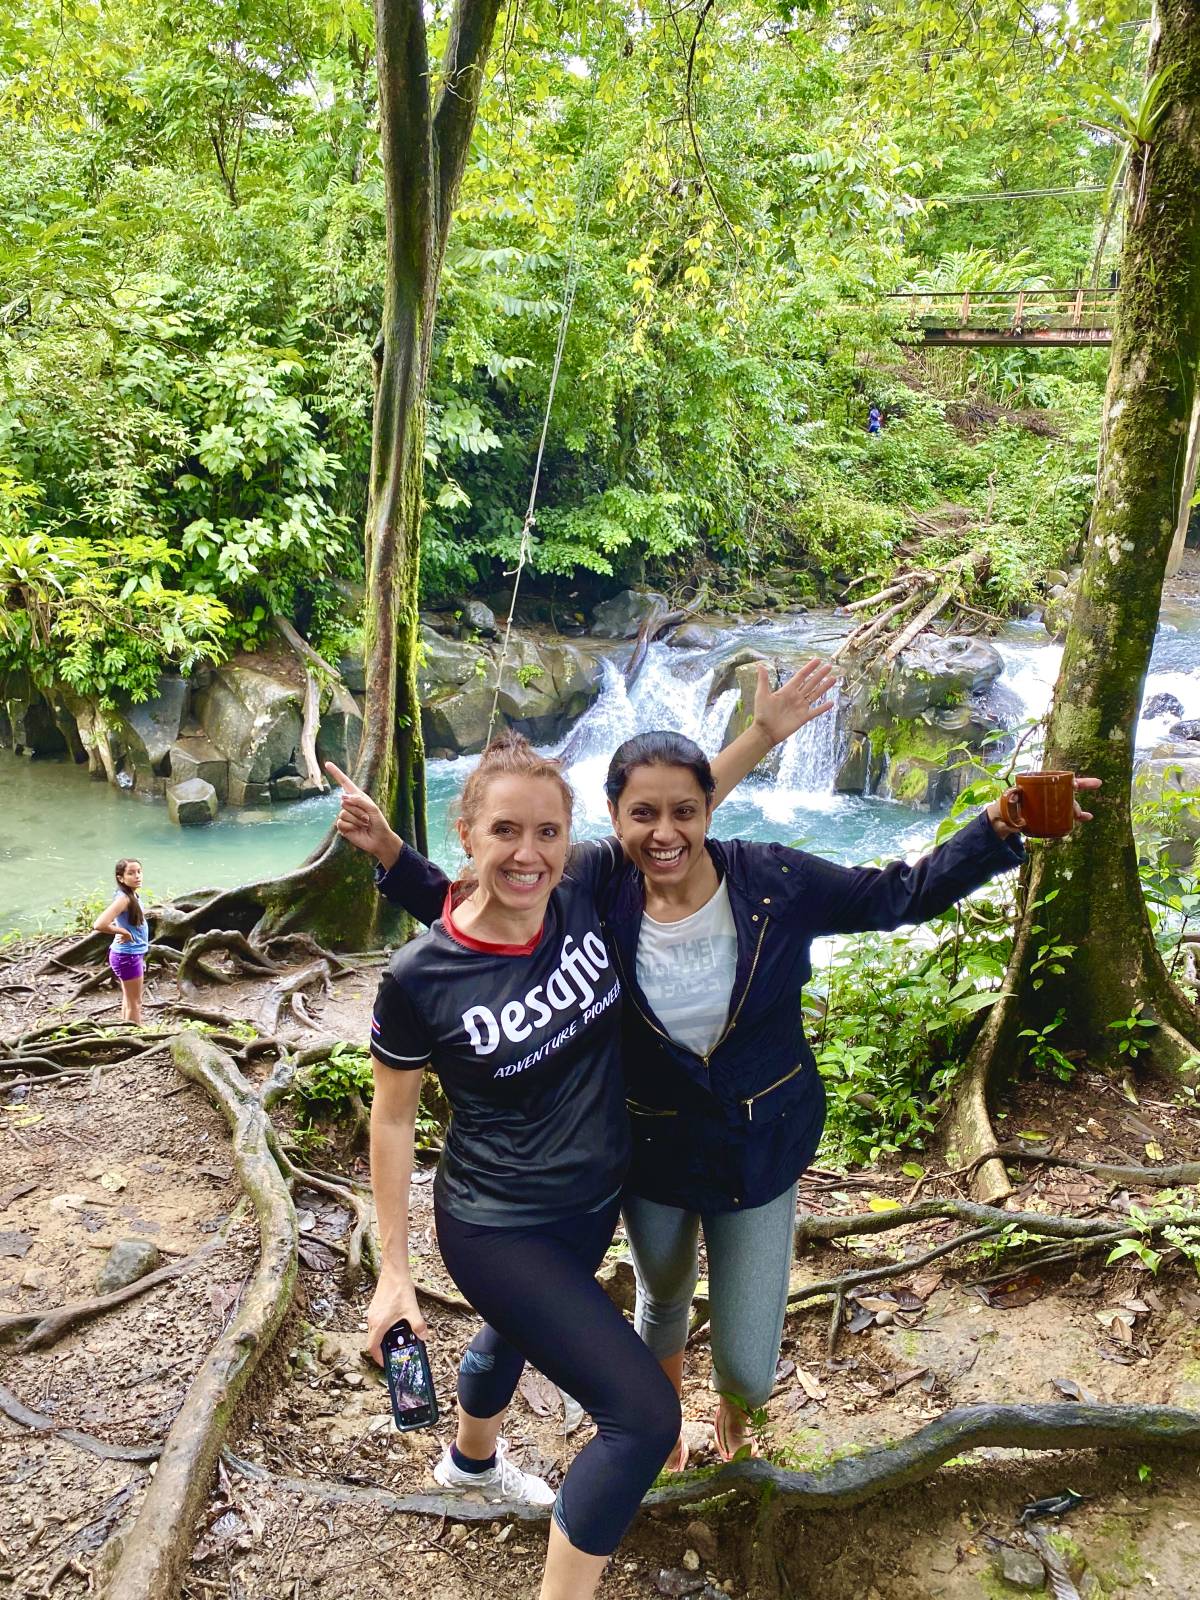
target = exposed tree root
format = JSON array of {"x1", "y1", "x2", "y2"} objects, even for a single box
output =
[
  {"x1": 795, "y1": 1197, "x2": 1195, "y2": 1247},
  {"x1": 270, "y1": 1135, "x2": 377, "y2": 1289},
  {"x1": 223, "y1": 1403, "x2": 1200, "y2": 1522},
  {"x1": 0, "y1": 1382, "x2": 160, "y2": 1464},
  {"x1": 258, "y1": 959, "x2": 333, "y2": 1034},
  {"x1": 0, "y1": 1241, "x2": 223, "y2": 1352},
  {"x1": 790, "y1": 1198, "x2": 1200, "y2": 1315},
  {"x1": 791, "y1": 1225, "x2": 1005, "y2": 1312},
  {"x1": 177, "y1": 930, "x2": 283, "y2": 996},
  {"x1": 100, "y1": 1035, "x2": 298, "y2": 1600},
  {"x1": 978, "y1": 1143, "x2": 1200, "y2": 1186},
  {"x1": 259, "y1": 933, "x2": 355, "y2": 978}
]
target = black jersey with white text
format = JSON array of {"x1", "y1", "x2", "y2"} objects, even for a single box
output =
[{"x1": 371, "y1": 840, "x2": 627, "y2": 1227}]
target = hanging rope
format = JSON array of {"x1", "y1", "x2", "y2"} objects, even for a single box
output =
[{"x1": 485, "y1": 53, "x2": 606, "y2": 746}]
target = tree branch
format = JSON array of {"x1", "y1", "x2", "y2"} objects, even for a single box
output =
[{"x1": 430, "y1": 0, "x2": 507, "y2": 254}]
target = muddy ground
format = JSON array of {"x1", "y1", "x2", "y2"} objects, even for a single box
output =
[{"x1": 2, "y1": 939, "x2": 1199, "y2": 1600}]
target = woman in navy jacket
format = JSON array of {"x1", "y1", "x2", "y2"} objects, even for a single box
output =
[{"x1": 336, "y1": 713, "x2": 1094, "y2": 1465}]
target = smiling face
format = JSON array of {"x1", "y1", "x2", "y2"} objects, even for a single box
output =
[
  {"x1": 456, "y1": 774, "x2": 571, "y2": 920},
  {"x1": 608, "y1": 764, "x2": 713, "y2": 887}
]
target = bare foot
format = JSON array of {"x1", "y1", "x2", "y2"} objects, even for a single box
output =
[{"x1": 714, "y1": 1402, "x2": 751, "y2": 1461}]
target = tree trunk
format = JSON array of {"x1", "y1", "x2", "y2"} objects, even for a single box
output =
[
  {"x1": 243, "y1": 0, "x2": 504, "y2": 947},
  {"x1": 1166, "y1": 385, "x2": 1200, "y2": 578},
  {"x1": 949, "y1": 0, "x2": 1200, "y2": 1195}
]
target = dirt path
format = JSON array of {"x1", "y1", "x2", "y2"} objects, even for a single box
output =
[{"x1": 2, "y1": 939, "x2": 1199, "y2": 1599}]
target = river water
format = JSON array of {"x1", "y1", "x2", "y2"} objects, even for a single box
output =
[{"x1": 5, "y1": 605, "x2": 1200, "y2": 936}]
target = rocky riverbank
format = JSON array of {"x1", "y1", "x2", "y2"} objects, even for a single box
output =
[{"x1": 0, "y1": 585, "x2": 1033, "y2": 827}]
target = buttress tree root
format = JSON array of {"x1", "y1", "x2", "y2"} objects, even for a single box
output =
[
  {"x1": 221, "y1": 1403, "x2": 1200, "y2": 1524},
  {"x1": 99, "y1": 1034, "x2": 299, "y2": 1600}
]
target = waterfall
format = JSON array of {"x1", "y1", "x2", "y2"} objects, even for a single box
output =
[
  {"x1": 553, "y1": 642, "x2": 843, "y2": 828},
  {"x1": 994, "y1": 625, "x2": 1200, "y2": 751},
  {"x1": 554, "y1": 645, "x2": 740, "y2": 826}
]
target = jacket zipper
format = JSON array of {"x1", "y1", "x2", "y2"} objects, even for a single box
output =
[
  {"x1": 701, "y1": 920, "x2": 768, "y2": 1070},
  {"x1": 611, "y1": 914, "x2": 768, "y2": 1081},
  {"x1": 741, "y1": 1058, "x2": 806, "y2": 1122}
]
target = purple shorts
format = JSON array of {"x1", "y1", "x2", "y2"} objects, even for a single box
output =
[{"x1": 109, "y1": 949, "x2": 145, "y2": 983}]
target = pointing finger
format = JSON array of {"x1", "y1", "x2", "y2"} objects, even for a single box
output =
[{"x1": 324, "y1": 760, "x2": 365, "y2": 797}]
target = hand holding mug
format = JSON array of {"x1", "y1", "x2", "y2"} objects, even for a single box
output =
[{"x1": 992, "y1": 772, "x2": 1101, "y2": 838}]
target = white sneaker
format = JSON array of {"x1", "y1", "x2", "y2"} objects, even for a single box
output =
[{"x1": 432, "y1": 1438, "x2": 556, "y2": 1507}]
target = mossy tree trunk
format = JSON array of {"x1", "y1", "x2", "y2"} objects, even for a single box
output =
[
  {"x1": 246, "y1": 0, "x2": 504, "y2": 946},
  {"x1": 951, "y1": 0, "x2": 1200, "y2": 1194}
]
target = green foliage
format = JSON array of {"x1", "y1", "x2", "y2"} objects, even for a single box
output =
[
  {"x1": 288, "y1": 1043, "x2": 442, "y2": 1152},
  {"x1": 289, "y1": 1042, "x2": 374, "y2": 1122},
  {"x1": 1, "y1": 0, "x2": 1139, "y2": 688},
  {"x1": 1017, "y1": 1012, "x2": 1077, "y2": 1083},
  {"x1": 0, "y1": 526, "x2": 229, "y2": 705},
  {"x1": 813, "y1": 872, "x2": 1014, "y2": 1164}
]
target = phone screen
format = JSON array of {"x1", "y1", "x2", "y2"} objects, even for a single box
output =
[
  {"x1": 388, "y1": 1340, "x2": 431, "y2": 1411},
  {"x1": 384, "y1": 1325, "x2": 437, "y2": 1429}
]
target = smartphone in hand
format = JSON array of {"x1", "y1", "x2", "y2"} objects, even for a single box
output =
[{"x1": 381, "y1": 1319, "x2": 439, "y2": 1431}]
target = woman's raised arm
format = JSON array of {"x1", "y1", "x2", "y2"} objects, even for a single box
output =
[
  {"x1": 709, "y1": 658, "x2": 838, "y2": 807},
  {"x1": 326, "y1": 761, "x2": 448, "y2": 924}
]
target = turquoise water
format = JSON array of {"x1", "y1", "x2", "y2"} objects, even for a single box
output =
[
  {"x1": 7, "y1": 599, "x2": 1200, "y2": 937},
  {"x1": 0, "y1": 747, "x2": 932, "y2": 937}
]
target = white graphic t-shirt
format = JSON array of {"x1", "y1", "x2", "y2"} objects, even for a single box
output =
[{"x1": 636, "y1": 877, "x2": 738, "y2": 1057}]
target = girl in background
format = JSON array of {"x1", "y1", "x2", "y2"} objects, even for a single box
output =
[{"x1": 93, "y1": 858, "x2": 148, "y2": 1024}]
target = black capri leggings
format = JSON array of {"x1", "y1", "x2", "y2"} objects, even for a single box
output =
[{"x1": 435, "y1": 1195, "x2": 681, "y2": 1557}]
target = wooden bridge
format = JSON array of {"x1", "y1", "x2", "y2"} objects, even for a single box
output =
[{"x1": 889, "y1": 288, "x2": 1115, "y2": 347}]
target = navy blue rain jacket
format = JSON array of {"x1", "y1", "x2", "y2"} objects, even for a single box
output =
[{"x1": 375, "y1": 811, "x2": 1023, "y2": 1215}]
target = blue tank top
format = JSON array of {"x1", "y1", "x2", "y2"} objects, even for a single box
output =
[{"x1": 113, "y1": 899, "x2": 149, "y2": 955}]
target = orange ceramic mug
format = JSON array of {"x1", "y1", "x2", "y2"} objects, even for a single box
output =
[{"x1": 998, "y1": 771, "x2": 1076, "y2": 838}]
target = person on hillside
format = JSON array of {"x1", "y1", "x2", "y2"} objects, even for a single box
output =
[
  {"x1": 93, "y1": 857, "x2": 148, "y2": 1025},
  {"x1": 340, "y1": 723, "x2": 1099, "y2": 1476},
  {"x1": 867, "y1": 404, "x2": 882, "y2": 434}
]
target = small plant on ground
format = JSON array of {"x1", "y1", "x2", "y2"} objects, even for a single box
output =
[{"x1": 288, "y1": 1043, "x2": 444, "y2": 1152}]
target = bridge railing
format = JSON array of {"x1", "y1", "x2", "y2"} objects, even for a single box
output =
[{"x1": 888, "y1": 288, "x2": 1115, "y2": 331}]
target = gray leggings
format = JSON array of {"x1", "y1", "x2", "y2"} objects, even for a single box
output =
[{"x1": 623, "y1": 1183, "x2": 798, "y2": 1410}]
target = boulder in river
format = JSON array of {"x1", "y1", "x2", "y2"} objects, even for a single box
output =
[
  {"x1": 834, "y1": 732, "x2": 871, "y2": 794},
  {"x1": 591, "y1": 590, "x2": 670, "y2": 640},
  {"x1": 1168, "y1": 719, "x2": 1200, "y2": 742},
  {"x1": 422, "y1": 681, "x2": 494, "y2": 756},
  {"x1": 882, "y1": 635, "x2": 1004, "y2": 719},
  {"x1": 111, "y1": 675, "x2": 189, "y2": 781},
  {"x1": 270, "y1": 773, "x2": 306, "y2": 802},
  {"x1": 169, "y1": 731, "x2": 229, "y2": 804},
  {"x1": 669, "y1": 623, "x2": 722, "y2": 650},
  {"x1": 1145, "y1": 692, "x2": 1186, "y2": 720},
  {"x1": 167, "y1": 777, "x2": 219, "y2": 826},
  {"x1": 420, "y1": 634, "x2": 603, "y2": 755},
  {"x1": 193, "y1": 661, "x2": 303, "y2": 805},
  {"x1": 456, "y1": 598, "x2": 498, "y2": 639},
  {"x1": 316, "y1": 681, "x2": 365, "y2": 774},
  {"x1": 417, "y1": 627, "x2": 485, "y2": 699}
]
